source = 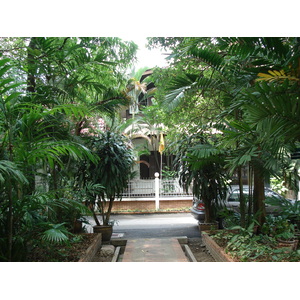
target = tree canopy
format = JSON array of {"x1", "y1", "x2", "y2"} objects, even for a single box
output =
[
  {"x1": 0, "y1": 37, "x2": 137, "y2": 261},
  {"x1": 147, "y1": 37, "x2": 300, "y2": 228}
]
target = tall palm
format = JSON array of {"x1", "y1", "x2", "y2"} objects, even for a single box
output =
[
  {"x1": 24, "y1": 37, "x2": 137, "y2": 133},
  {"x1": 0, "y1": 56, "x2": 98, "y2": 261},
  {"x1": 0, "y1": 37, "x2": 137, "y2": 260},
  {"x1": 161, "y1": 37, "x2": 300, "y2": 228}
]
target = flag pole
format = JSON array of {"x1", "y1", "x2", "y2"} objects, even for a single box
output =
[
  {"x1": 158, "y1": 133, "x2": 165, "y2": 179},
  {"x1": 160, "y1": 151, "x2": 163, "y2": 179}
]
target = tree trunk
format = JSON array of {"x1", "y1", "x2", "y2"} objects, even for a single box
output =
[
  {"x1": 7, "y1": 178, "x2": 13, "y2": 262},
  {"x1": 247, "y1": 163, "x2": 253, "y2": 226},
  {"x1": 253, "y1": 165, "x2": 266, "y2": 229},
  {"x1": 237, "y1": 166, "x2": 246, "y2": 228},
  {"x1": 104, "y1": 197, "x2": 115, "y2": 225},
  {"x1": 92, "y1": 209, "x2": 101, "y2": 226},
  {"x1": 204, "y1": 195, "x2": 212, "y2": 223},
  {"x1": 7, "y1": 130, "x2": 14, "y2": 261},
  {"x1": 26, "y1": 38, "x2": 37, "y2": 94}
]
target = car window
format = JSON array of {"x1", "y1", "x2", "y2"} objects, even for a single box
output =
[
  {"x1": 228, "y1": 191, "x2": 238, "y2": 201},
  {"x1": 228, "y1": 191, "x2": 249, "y2": 202}
]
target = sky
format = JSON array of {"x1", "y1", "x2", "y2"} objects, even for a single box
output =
[{"x1": 121, "y1": 36, "x2": 169, "y2": 70}]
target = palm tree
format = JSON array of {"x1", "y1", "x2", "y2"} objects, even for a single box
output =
[
  {"x1": 159, "y1": 37, "x2": 300, "y2": 229},
  {"x1": 0, "y1": 37, "x2": 138, "y2": 260}
]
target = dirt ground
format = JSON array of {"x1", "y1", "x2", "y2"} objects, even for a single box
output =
[{"x1": 188, "y1": 237, "x2": 215, "y2": 262}]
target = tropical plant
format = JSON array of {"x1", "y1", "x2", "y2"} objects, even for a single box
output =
[
  {"x1": 225, "y1": 223, "x2": 279, "y2": 261},
  {"x1": 150, "y1": 37, "x2": 300, "y2": 230},
  {"x1": 84, "y1": 131, "x2": 135, "y2": 226},
  {"x1": 260, "y1": 215, "x2": 296, "y2": 243},
  {"x1": 0, "y1": 37, "x2": 137, "y2": 260},
  {"x1": 173, "y1": 131, "x2": 229, "y2": 223}
]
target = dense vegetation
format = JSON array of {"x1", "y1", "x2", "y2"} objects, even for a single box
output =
[
  {"x1": 2, "y1": 37, "x2": 300, "y2": 261},
  {"x1": 148, "y1": 37, "x2": 300, "y2": 229},
  {"x1": 0, "y1": 37, "x2": 137, "y2": 261}
]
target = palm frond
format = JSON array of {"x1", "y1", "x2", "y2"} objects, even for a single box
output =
[
  {"x1": 164, "y1": 75, "x2": 197, "y2": 111},
  {"x1": 0, "y1": 160, "x2": 28, "y2": 185},
  {"x1": 218, "y1": 37, "x2": 290, "y2": 62},
  {"x1": 189, "y1": 144, "x2": 220, "y2": 159},
  {"x1": 28, "y1": 140, "x2": 98, "y2": 169},
  {"x1": 188, "y1": 47, "x2": 225, "y2": 71},
  {"x1": 41, "y1": 223, "x2": 69, "y2": 244},
  {"x1": 243, "y1": 81, "x2": 300, "y2": 142}
]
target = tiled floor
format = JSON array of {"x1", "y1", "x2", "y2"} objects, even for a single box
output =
[{"x1": 121, "y1": 238, "x2": 189, "y2": 262}]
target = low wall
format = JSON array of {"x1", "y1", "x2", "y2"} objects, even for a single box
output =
[
  {"x1": 78, "y1": 233, "x2": 102, "y2": 262},
  {"x1": 111, "y1": 198, "x2": 193, "y2": 212},
  {"x1": 201, "y1": 231, "x2": 235, "y2": 262}
]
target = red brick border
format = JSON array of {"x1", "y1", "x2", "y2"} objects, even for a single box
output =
[
  {"x1": 201, "y1": 231, "x2": 235, "y2": 262},
  {"x1": 111, "y1": 199, "x2": 192, "y2": 212}
]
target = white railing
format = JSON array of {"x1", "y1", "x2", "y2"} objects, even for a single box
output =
[
  {"x1": 122, "y1": 173, "x2": 193, "y2": 200},
  {"x1": 122, "y1": 179, "x2": 155, "y2": 198},
  {"x1": 160, "y1": 179, "x2": 192, "y2": 196},
  {"x1": 122, "y1": 179, "x2": 192, "y2": 198}
]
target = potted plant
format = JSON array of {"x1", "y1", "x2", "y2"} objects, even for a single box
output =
[
  {"x1": 84, "y1": 131, "x2": 135, "y2": 241},
  {"x1": 266, "y1": 196, "x2": 300, "y2": 227},
  {"x1": 267, "y1": 216, "x2": 298, "y2": 251}
]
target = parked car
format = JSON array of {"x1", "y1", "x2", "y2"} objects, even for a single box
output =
[{"x1": 190, "y1": 187, "x2": 295, "y2": 222}]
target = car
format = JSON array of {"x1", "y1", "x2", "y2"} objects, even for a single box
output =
[{"x1": 190, "y1": 186, "x2": 295, "y2": 223}]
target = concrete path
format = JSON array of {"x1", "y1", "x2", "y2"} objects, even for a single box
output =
[{"x1": 121, "y1": 238, "x2": 189, "y2": 262}]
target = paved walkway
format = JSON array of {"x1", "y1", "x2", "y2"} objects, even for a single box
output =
[{"x1": 121, "y1": 238, "x2": 189, "y2": 262}]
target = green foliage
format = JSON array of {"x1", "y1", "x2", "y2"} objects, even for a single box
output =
[
  {"x1": 212, "y1": 224, "x2": 300, "y2": 262},
  {"x1": 89, "y1": 131, "x2": 134, "y2": 199},
  {"x1": 267, "y1": 198, "x2": 300, "y2": 225},
  {"x1": 173, "y1": 132, "x2": 229, "y2": 223},
  {"x1": 0, "y1": 38, "x2": 137, "y2": 261},
  {"x1": 84, "y1": 131, "x2": 135, "y2": 225},
  {"x1": 0, "y1": 160, "x2": 28, "y2": 185},
  {"x1": 217, "y1": 209, "x2": 241, "y2": 229},
  {"x1": 40, "y1": 222, "x2": 70, "y2": 243},
  {"x1": 270, "y1": 177, "x2": 289, "y2": 195},
  {"x1": 162, "y1": 166, "x2": 176, "y2": 179},
  {"x1": 153, "y1": 37, "x2": 300, "y2": 229}
]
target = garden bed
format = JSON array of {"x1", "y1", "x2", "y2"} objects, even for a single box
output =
[
  {"x1": 201, "y1": 231, "x2": 235, "y2": 262},
  {"x1": 28, "y1": 233, "x2": 101, "y2": 262},
  {"x1": 202, "y1": 230, "x2": 300, "y2": 262},
  {"x1": 27, "y1": 233, "x2": 125, "y2": 262}
]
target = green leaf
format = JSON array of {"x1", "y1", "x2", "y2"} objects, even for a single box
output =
[{"x1": 4, "y1": 92, "x2": 22, "y2": 102}]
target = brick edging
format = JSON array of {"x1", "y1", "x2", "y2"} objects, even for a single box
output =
[
  {"x1": 78, "y1": 233, "x2": 102, "y2": 262},
  {"x1": 111, "y1": 210, "x2": 189, "y2": 215},
  {"x1": 201, "y1": 231, "x2": 235, "y2": 262}
]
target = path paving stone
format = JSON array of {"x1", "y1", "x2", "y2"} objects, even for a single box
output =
[{"x1": 122, "y1": 238, "x2": 188, "y2": 262}]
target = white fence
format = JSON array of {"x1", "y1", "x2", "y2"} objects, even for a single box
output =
[
  {"x1": 122, "y1": 179, "x2": 155, "y2": 198},
  {"x1": 121, "y1": 173, "x2": 193, "y2": 209}
]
